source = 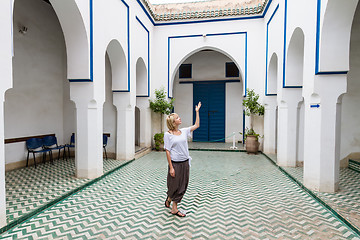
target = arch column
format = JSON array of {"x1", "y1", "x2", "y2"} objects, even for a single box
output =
[
  {"x1": 136, "y1": 98, "x2": 152, "y2": 148},
  {"x1": 113, "y1": 93, "x2": 135, "y2": 160},
  {"x1": 277, "y1": 89, "x2": 303, "y2": 167},
  {"x1": 303, "y1": 75, "x2": 346, "y2": 192},
  {"x1": 264, "y1": 97, "x2": 277, "y2": 154},
  {"x1": 70, "y1": 84, "x2": 103, "y2": 179}
]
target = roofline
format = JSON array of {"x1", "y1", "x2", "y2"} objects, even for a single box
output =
[{"x1": 136, "y1": 0, "x2": 272, "y2": 25}]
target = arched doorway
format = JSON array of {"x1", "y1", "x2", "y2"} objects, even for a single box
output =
[
  {"x1": 277, "y1": 27, "x2": 305, "y2": 167},
  {"x1": 172, "y1": 49, "x2": 244, "y2": 143},
  {"x1": 3, "y1": 0, "x2": 82, "y2": 227},
  {"x1": 105, "y1": 39, "x2": 129, "y2": 160},
  {"x1": 264, "y1": 53, "x2": 278, "y2": 154}
]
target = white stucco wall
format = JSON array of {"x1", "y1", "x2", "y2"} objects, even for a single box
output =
[
  {"x1": 340, "y1": 3, "x2": 360, "y2": 160},
  {"x1": 5, "y1": 0, "x2": 67, "y2": 164}
]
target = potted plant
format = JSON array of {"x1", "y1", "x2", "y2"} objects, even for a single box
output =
[
  {"x1": 242, "y1": 89, "x2": 264, "y2": 154},
  {"x1": 149, "y1": 87, "x2": 174, "y2": 151}
]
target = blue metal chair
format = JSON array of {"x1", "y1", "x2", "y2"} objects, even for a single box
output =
[
  {"x1": 66, "y1": 133, "x2": 75, "y2": 158},
  {"x1": 26, "y1": 138, "x2": 52, "y2": 168},
  {"x1": 43, "y1": 136, "x2": 67, "y2": 161},
  {"x1": 103, "y1": 134, "x2": 108, "y2": 160}
]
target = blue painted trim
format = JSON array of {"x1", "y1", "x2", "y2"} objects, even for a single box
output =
[
  {"x1": 156, "y1": 15, "x2": 263, "y2": 26},
  {"x1": 124, "y1": 0, "x2": 130, "y2": 92},
  {"x1": 179, "y1": 80, "x2": 241, "y2": 84},
  {"x1": 316, "y1": 71, "x2": 348, "y2": 75},
  {"x1": 90, "y1": 0, "x2": 93, "y2": 81},
  {"x1": 136, "y1": 95, "x2": 149, "y2": 97},
  {"x1": 282, "y1": 0, "x2": 288, "y2": 88},
  {"x1": 265, "y1": 4, "x2": 279, "y2": 96},
  {"x1": 68, "y1": 0, "x2": 94, "y2": 82},
  {"x1": 113, "y1": 90, "x2": 130, "y2": 93},
  {"x1": 167, "y1": 37, "x2": 170, "y2": 98},
  {"x1": 245, "y1": 32, "x2": 248, "y2": 97},
  {"x1": 242, "y1": 110, "x2": 245, "y2": 143},
  {"x1": 135, "y1": 0, "x2": 273, "y2": 26},
  {"x1": 262, "y1": 0, "x2": 273, "y2": 17},
  {"x1": 136, "y1": 16, "x2": 150, "y2": 97},
  {"x1": 313, "y1": 0, "x2": 348, "y2": 75},
  {"x1": 310, "y1": 104, "x2": 320, "y2": 108},
  {"x1": 135, "y1": 0, "x2": 155, "y2": 25},
  {"x1": 281, "y1": 0, "x2": 304, "y2": 88},
  {"x1": 69, "y1": 79, "x2": 92, "y2": 82},
  {"x1": 315, "y1": 0, "x2": 321, "y2": 74},
  {"x1": 167, "y1": 32, "x2": 247, "y2": 98},
  {"x1": 266, "y1": 94, "x2": 277, "y2": 96}
]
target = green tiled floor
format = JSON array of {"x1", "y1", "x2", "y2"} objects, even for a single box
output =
[
  {"x1": 1, "y1": 151, "x2": 359, "y2": 239},
  {"x1": 5, "y1": 158, "x2": 130, "y2": 224},
  {"x1": 282, "y1": 165, "x2": 360, "y2": 233}
]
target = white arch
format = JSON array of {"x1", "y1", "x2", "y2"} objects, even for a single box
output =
[
  {"x1": 136, "y1": 57, "x2": 148, "y2": 96},
  {"x1": 22, "y1": 0, "x2": 91, "y2": 79},
  {"x1": 170, "y1": 46, "x2": 245, "y2": 97},
  {"x1": 286, "y1": 27, "x2": 305, "y2": 87},
  {"x1": 106, "y1": 39, "x2": 128, "y2": 91},
  {"x1": 319, "y1": 0, "x2": 359, "y2": 72},
  {"x1": 268, "y1": 52, "x2": 278, "y2": 95}
]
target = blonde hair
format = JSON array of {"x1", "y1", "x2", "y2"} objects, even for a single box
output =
[{"x1": 166, "y1": 113, "x2": 178, "y2": 131}]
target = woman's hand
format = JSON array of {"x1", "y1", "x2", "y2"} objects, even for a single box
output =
[
  {"x1": 195, "y1": 102, "x2": 202, "y2": 112},
  {"x1": 170, "y1": 167, "x2": 175, "y2": 177}
]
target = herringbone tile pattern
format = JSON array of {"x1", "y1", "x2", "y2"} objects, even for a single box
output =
[
  {"x1": 282, "y1": 165, "x2": 360, "y2": 232},
  {"x1": 1, "y1": 151, "x2": 359, "y2": 239},
  {"x1": 5, "y1": 158, "x2": 130, "y2": 223}
]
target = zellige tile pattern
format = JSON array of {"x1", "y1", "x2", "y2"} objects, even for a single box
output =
[{"x1": 1, "y1": 151, "x2": 359, "y2": 239}]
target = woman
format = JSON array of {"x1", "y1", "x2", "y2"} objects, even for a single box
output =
[{"x1": 163, "y1": 102, "x2": 201, "y2": 217}]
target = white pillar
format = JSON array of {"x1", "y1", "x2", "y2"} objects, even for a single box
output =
[
  {"x1": 264, "y1": 97, "x2": 277, "y2": 154},
  {"x1": 277, "y1": 89, "x2": 302, "y2": 167},
  {"x1": 74, "y1": 101, "x2": 103, "y2": 178},
  {"x1": 0, "y1": 101, "x2": 6, "y2": 228},
  {"x1": 114, "y1": 93, "x2": 135, "y2": 160},
  {"x1": 136, "y1": 97, "x2": 152, "y2": 148},
  {"x1": 303, "y1": 75, "x2": 346, "y2": 192},
  {"x1": 70, "y1": 84, "x2": 103, "y2": 179}
]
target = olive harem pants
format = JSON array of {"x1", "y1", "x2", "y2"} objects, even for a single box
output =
[{"x1": 167, "y1": 160, "x2": 190, "y2": 203}]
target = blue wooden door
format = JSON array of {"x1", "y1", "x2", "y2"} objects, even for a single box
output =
[{"x1": 193, "y1": 82, "x2": 225, "y2": 142}]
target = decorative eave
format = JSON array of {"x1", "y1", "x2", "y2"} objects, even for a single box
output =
[{"x1": 140, "y1": 0, "x2": 268, "y2": 22}]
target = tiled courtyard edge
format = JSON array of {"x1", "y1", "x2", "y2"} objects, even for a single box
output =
[
  {"x1": 2, "y1": 158, "x2": 133, "y2": 233},
  {"x1": 1, "y1": 151, "x2": 359, "y2": 239}
]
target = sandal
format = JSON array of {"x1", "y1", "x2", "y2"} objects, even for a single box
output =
[
  {"x1": 171, "y1": 211, "x2": 186, "y2": 217},
  {"x1": 165, "y1": 198, "x2": 171, "y2": 208}
]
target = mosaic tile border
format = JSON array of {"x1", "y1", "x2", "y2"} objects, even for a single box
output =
[
  {"x1": 0, "y1": 159, "x2": 134, "y2": 235},
  {"x1": 262, "y1": 153, "x2": 360, "y2": 237}
]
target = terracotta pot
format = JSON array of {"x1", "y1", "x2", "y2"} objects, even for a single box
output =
[
  {"x1": 245, "y1": 135, "x2": 260, "y2": 154},
  {"x1": 155, "y1": 143, "x2": 164, "y2": 151}
]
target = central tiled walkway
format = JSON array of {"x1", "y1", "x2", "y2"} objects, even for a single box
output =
[{"x1": 1, "y1": 151, "x2": 360, "y2": 239}]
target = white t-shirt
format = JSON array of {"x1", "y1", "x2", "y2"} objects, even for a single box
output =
[{"x1": 164, "y1": 127, "x2": 192, "y2": 165}]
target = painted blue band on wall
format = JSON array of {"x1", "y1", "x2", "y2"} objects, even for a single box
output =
[
  {"x1": 310, "y1": 104, "x2": 320, "y2": 108},
  {"x1": 314, "y1": 0, "x2": 348, "y2": 75},
  {"x1": 265, "y1": 4, "x2": 279, "y2": 96},
  {"x1": 167, "y1": 32, "x2": 248, "y2": 98},
  {"x1": 136, "y1": 16, "x2": 150, "y2": 98},
  {"x1": 68, "y1": 0, "x2": 94, "y2": 82}
]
